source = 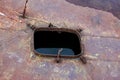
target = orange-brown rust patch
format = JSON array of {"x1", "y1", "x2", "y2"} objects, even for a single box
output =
[{"x1": 0, "y1": 0, "x2": 120, "y2": 80}]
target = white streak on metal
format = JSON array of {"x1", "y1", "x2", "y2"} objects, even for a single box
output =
[{"x1": 0, "y1": 12, "x2": 5, "y2": 16}]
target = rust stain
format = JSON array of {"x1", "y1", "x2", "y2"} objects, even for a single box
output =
[{"x1": 0, "y1": 0, "x2": 120, "y2": 80}]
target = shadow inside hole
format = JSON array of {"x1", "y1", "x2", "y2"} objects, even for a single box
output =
[{"x1": 34, "y1": 31, "x2": 81, "y2": 56}]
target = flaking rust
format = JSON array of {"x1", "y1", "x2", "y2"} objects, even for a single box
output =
[{"x1": 0, "y1": 0, "x2": 120, "y2": 80}]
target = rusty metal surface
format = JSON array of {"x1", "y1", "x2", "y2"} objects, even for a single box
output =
[{"x1": 0, "y1": 0, "x2": 120, "y2": 80}]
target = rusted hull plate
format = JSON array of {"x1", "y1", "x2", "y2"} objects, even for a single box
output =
[
  {"x1": 27, "y1": 0, "x2": 120, "y2": 37},
  {"x1": 83, "y1": 36, "x2": 120, "y2": 61},
  {"x1": 0, "y1": 0, "x2": 120, "y2": 80}
]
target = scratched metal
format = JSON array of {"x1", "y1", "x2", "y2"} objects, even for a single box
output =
[{"x1": 0, "y1": 0, "x2": 120, "y2": 80}]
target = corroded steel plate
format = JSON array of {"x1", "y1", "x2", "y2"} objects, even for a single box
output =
[{"x1": 0, "y1": 0, "x2": 120, "y2": 80}]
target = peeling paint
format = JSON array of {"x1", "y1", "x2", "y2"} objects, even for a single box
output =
[{"x1": 8, "y1": 53, "x2": 24, "y2": 63}]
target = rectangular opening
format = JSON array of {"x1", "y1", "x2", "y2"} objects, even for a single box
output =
[{"x1": 33, "y1": 28, "x2": 82, "y2": 57}]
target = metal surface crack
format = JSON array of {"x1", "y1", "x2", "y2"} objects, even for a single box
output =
[
  {"x1": 82, "y1": 34, "x2": 120, "y2": 39},
  {"x1": 86, "y1": 57, "x2": 120, "y2": 63}
]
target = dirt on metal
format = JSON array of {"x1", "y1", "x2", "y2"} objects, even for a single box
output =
[{"x1": 0, "y1": 0, "x2": 120, "y2": 80}]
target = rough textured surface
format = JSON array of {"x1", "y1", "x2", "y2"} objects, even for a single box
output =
[{"x1": 0, "y1": 0, "x2": 120, "y2": 80}]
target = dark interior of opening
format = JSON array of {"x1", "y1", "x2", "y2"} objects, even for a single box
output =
[{"x1": 34, "y1": 30, "x2": 81, "y2": 56}]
